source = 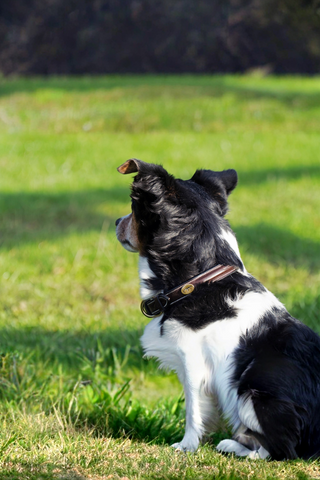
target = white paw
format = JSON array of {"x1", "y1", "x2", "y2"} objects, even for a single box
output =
[
  {"x1": 171, "y1": 442, "x2": 198, "y2": 453},
  {"x1": 250, "y1": 446, "x2": 270, "y2": 460},
  {"x1": 248, "y1": 449, "x2": 260, "y2": 459},
  {"x1": 216, "y1": 439, "x2": 252, "y2": 457},
  {"x1": 171, "y1": 434, "x2": 199, "y2": 453}
]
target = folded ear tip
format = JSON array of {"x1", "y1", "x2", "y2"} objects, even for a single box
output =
[
  {"x1": 117, "y1": 158, "x2": 141, "y2": 174},
  {"x1": 117, "y1": 163, "x2": 129, "y2": 174}
]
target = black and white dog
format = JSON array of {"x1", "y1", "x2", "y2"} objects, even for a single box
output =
[{"x1": 116, "y1": 158, "x2": 320, "y2": 460}]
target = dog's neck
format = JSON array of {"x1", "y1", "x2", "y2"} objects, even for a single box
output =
[
  {"x1": 140, "y1": 264, "x2": 240, "y2": 318},
  {"x1": 138, "y1": 227, "x2": 248, "y2": 301}
]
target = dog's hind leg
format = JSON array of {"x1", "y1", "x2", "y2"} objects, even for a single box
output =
[
  {"x1": 245, "y1": 390, "x2": 304, "y2": 460},
  {"x1": 234, "y1": 430, "x2": 261, "y2": 451},
  {"x1": 216, "y1": 439, "x2": 270, "y2": 459},
  {"x1": 218, "y1": 388, "x2": 307, "y2": 460},
  {"x1": 217, "y1": 393, "x2": 271, "y2": 459}
]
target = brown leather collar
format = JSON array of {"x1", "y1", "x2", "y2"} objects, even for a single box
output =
[{"x1": 140, "y1": 264, "x2": 239, "y2": 318}]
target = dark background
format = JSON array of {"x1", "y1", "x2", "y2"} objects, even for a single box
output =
[{"x1": 0, "y1": 0, "x2": 320, "y2": 75}]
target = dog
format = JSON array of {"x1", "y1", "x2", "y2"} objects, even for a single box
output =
[{"x1": 115, "y1": 158, "x2": 320, "y2": 460}]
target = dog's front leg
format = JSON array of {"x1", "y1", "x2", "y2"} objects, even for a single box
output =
[{"x1": 171, "y1": 347, "x2": 209, "y2": 452}]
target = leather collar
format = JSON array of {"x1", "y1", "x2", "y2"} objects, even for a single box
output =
[{"x1": 140, "y1": 264, "x2": 239, "y2": 318}]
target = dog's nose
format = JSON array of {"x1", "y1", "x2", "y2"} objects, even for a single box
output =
[{"x1": 115, "y1": 218, "x2": 121, "y2": 227}]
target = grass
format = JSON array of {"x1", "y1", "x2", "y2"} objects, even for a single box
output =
[{"x1": 0, "y1": 74, "x2": 319, "y2": 479}]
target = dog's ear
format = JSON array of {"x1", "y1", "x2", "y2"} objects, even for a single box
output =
[
  {"x1": 117, "y1": 158, "x2": 146, "y2": 174},
  {"x1": 192, "y1": 169, "x2": 237, "y2": 196},
  {"x1": 117, "y1": 159, "x2": 168, "y2": 183},
  {"x1": 215, "y1": 169, "x2": 238, "y2": 195},
  {"x1": 191, "y1": 169, "x2": 238, "y2": 215},
  {"x1": 118, "y1": 159, "x2": 176, "y2": 198}
]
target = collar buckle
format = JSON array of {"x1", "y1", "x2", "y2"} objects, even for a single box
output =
[{"x1": 140, "y1": 294, "x2": 169, "y2": 318}]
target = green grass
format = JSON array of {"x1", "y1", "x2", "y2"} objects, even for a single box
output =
[{"x1": 0, "y1": 74, "x2": 319, "y2": 479}]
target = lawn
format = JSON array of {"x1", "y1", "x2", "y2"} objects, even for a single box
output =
[{"x1": 0, "y1": 74, "x2": 319, "y2": 479}]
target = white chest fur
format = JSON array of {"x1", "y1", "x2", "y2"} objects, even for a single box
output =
[{"x1": 139, "y1": 255, "x2": 282, "y2": 432}]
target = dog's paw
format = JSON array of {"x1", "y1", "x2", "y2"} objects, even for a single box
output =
[
  {"x1": 216, "y1": 440, "x2": 270, "y2": 460},
  {"x1": 171, "y1": 441, "x2": 198, "y2": 453},
  {"x1": 171, "y1": 433, "x2": 199, "y2": 453},
  {"x1": 216, "y1": 439, "x2": 252, "y2": 457}
]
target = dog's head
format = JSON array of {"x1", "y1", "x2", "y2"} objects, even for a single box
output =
[{"x1": 116, "y1": 158, "x2": 239, "y2": 282}]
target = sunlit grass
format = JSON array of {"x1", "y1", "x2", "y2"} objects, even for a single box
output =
[{"x1": 1, "y1": 77, "x2": 320, "y2": 134}]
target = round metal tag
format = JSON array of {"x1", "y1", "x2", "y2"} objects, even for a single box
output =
[{"x1": 181, "y1": 283, "x2": 194, "y2": 295}]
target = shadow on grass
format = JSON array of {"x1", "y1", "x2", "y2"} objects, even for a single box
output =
[
  {"x1": 0, "y1": 187, "x2": 130, "y2": 249},
  {"x1": 0, "y1": 325, "x2": 148, "y2": 372},
  {"x1": 238, "y1": 164, "x2": 320, "y2": 186},
  {"x1": 1, "y1": 75, "x2": 320, "y2": 111},
  {"x1": 235, "y1": 223, "x2": 320, "y2": 273}
]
